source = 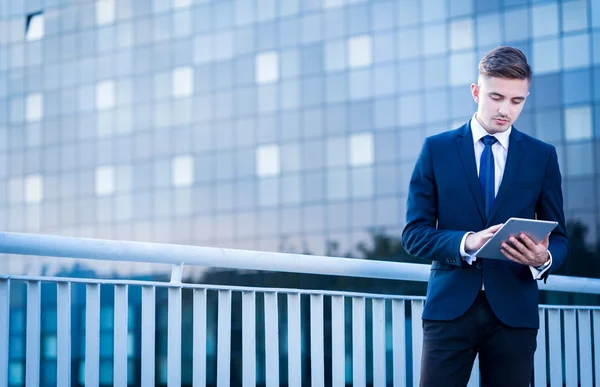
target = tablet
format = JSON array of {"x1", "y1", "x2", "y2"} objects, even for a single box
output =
[{"x1": 474, "y1": 217, "x2": 558, "y2": 260}]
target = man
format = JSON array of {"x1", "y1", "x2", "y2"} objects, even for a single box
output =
[{"x1": 401, "y1": 46, "x2": 568, "y2": 387}]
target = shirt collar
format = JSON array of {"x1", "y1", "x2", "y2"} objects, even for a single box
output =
[{"x1": 470, "y1": 112, "x2": 511, "y2": 150}]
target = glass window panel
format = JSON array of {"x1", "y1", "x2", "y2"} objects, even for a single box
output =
[
  {"x1": 43, "y1": 335, "x2": 57, "y2": 359},
  {"x1": 352, "y1": 167, "x2": 373, "y2": 198},
  {"x1": 327, "y1": 168, "x2": 348, "y2": 200},
  {"x1": 374, "y1": 65, "x2": 395, "y2": 97},
  {"x1": 96, "y1": 80, "x2": 115, "y2": 110},
  {"x1": 256, "y1": 144, "x2": 280, "y2": 177},
  {"x1": 281, "y1": 80, "x2": 300, "y2": 110},
  {"x1": 213, "y1": 1, "x2": 233, "y2": 29},
  {"x1": 96, "y1": 0, "x2": 116, "y2": 26},
  {"x1": 562, "y1": 33, "x2": 590, "y2": 70},
  {"x1": 173, "y1": 10, "x2": 192, "y2": 38},
  {"x1": 327, "y1": 137, "x2": 347, "y2": 168},
  {"x1": 257, "y1": 22, "x2": 276, "y2": 52},
  {"x1": 9, "y1": 362, "x2": 24, "y2": 385},
  {"x1": 532, "y1": 74, "x2": 561, "y2": 109},
  {"x1": 503, "y1": 7, "x2": 529, "y2": 43},
  {"x1": 348, "y1": 35, "x2": 372, "y2": 69},
  {"x1": 281, "y1": 175, "x2": 301, "y2": 205},
  {"x1": 301, "y1": 13, "x2": 322, "y2": 44},
  {"x1": 26, "y1": 13, "x2": 44, "y2": 42},
  {"x1": 258, "y1": 85, "x2": 277, "y2": 114},
  {"x1": 563, "y1": 69, "x2": 591, "y2": 105},
  {"x1": 450, "y1": 51, "x2": 475, "y2": 86},
  {"x1": 280, "y1": 143, "x2": 301, "y2": 172},
  {"x1": 425, "y1": 90, "x2": 449, "y2": 123},
  {"x1": 255, "y1": 51, "x2": 279, "y2": 84},
  {"x1": 326, "y1": 73, "x2": 348, "y2": 104},
  {"x1": 96, "y1": 166, "x2": 115, "y2": 196},
  {"x1": 324, "y1": 0, "x2": 344, "y2": 8},
  {"x1": 352, "y1": 200, "x2": 373, "y2": 229},
  {"x1": 278, "y1": 18, "x2": 298, "y2": 48},
  {"x1": 25, "y1": 93, "x2": 42, "y2": 122},
  {"x1": 566, "y1": 142, "x2": 593, "y2": 177},
  {"x1": 476, "y1": 13, "x2": 501, "y2": 47},
  {"x1": 372, "y1": 1, "x2": 394, "y2": 31},
  {"x1": 399, "y1": 128, "x2": 423, "y2": 161},
  {"x1": 398, "y1": 93, "x2": 423, "y2": 127},
  {"x1": 235, "y1": 0, "x2": 255, "y2": 26},
  {"x1": 423, "y1": 23, "x2": 446, "y2": 56},
  {"x1": 325, "y1": 40, "x2": 346, "y2": 72},
  {"x1": 348, "y1": 4, "x2": 370, "y2": 35},
  {"x1": 535, "y1": 109, "x2": 563, "y2": 143},
  {"x1": 25, "y1": 174, "x2": 42, "y2": 203},
  {"x1": 424, "y1": 56, "x2": 448, "y2": 90},
  {"x1": 372, "y1": 32, "x2": 395, "y2": 65},
  {"x1": 349, "y1": 132, "x2": 373, "y2": 167},
  {"x1": 281, "y1": 49, "x2": 299, "y2": 79},
  {"x1": 303, "y1": 205, "x2": 325, "y2": 234},
  {"x1": 259, "y1": 178, "x2": 279, "y2": 207},
  {"x1": 350, "y1": 69, "x2": 372, "y2": 100},
  {"x1": 562, "y1": 0, "x2": 588, "y2": 32},
  {"x1": 214, "y1": 31, "x2": 234, "y2": 61},
  {"x1": 450, "y1": 18, "x2": 474, "y2": 51},
  {"x1": 376, "y1": 164, "x2": 398, "y2": 195},
  {"x1": 172, "y1": 155, "x2": 194, "y2": 187},
  {"x1": 532, "y1": 3, "x2": 559, "y2": 38},
  {"x1": 172, "y1": 66, "x2": 193, "y2": 98},
  {"x1": 302, "y1": 77, "x2": 323, "y2": 106},
  {"x1": 397, "y1": 27, "x2": 421, "y2": 60},
  {"x1": 564, "y1": 105, "x2": 592, "y2": 141},
  {"x1": 398, "y1": 60, "x2": 422, "y2": 92},
  {"x1": 374, "y1": 98, "x2": 395, "y2": 129}
]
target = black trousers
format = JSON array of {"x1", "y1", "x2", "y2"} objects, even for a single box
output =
[{"x1": 420, "y1": 291, "x2": 538, "y2": 387}]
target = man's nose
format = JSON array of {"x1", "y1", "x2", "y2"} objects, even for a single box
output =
[{"x1": 498, "y1": 100, "x2": 509, "y2": 116}]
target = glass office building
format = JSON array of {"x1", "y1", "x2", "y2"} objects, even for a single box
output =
[{"x1": 0, "y1": 0, "x2": 599, "y2": 274}]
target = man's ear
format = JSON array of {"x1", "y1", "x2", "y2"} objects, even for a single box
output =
[{"x1": 470, "y1": 83, "x2": 480, "y2": 103}]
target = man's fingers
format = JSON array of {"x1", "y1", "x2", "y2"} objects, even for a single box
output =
[
  {"x1": 519, "y1": 234, "x2": 537, "y2": 249},
  {"x1": 487, "y1": 224, "x2": 503, "y2": 233}
]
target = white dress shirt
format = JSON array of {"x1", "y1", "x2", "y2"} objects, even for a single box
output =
[{"x1": 459, "y1": 113, "x2": 552, "y2": 280}]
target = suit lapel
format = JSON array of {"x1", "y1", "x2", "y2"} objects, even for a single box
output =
[
  {"x1": 456, "y1": 123, "x2": 485, "y2": 223},
  {"x1": 487, "y1": 129, "x2": 524, "y2": 222}
]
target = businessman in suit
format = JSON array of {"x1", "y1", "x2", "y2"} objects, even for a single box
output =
[{"x1": 401, "y1": 46, "x2": 568, "y2": 387}]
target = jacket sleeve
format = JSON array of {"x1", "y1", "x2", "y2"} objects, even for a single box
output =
[
  {"x1": 536, "y1": 145, "x2": 569, "y2": 279},
  {"x1": 401, "y1": 138, "x2": 466, "y2": 267}
]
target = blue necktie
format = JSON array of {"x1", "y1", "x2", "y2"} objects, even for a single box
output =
[{"x1": 479, "y1": 135, "x2": 498, "y2": 218}]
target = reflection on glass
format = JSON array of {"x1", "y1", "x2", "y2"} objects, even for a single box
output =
[
  {"x1": 564, "y1": 105, "x2": 592, "y2": 141},
  {"x1": 172, "y1": 155, "x2": 194, "y2": 187},
  {"x1": 25, "y1": 174, "x2": 43, "y2": 204},
  {"x1": 26, "y1": 93, "x2": 43, "y2": 122},
  {"x1": 450, "y1": 18, "x2": 474, "y2": 51},
  {"x1": 96, "y1": 0, "x2": 116, "y2": 26},
  {"x1": 96, "y1": 80, "x2": 115, "y2": 111},
  {"x1": 96, "y1": 166, "x2": 115, "y2": 196},
  {"x1": 255, "y1": 51, "x2": 279, "y2": 84},
  {"x1": 348, "y1": 35, "x2": 372, "y2": 68},
  {"x1": 349, "y1": 132, "x2": 374, "y2": 167},
  {"x1": 172, "y1": 66, "x2": 193, "y2": 98},
  {"x1": 256, "y1": 144, "x2": 280, "y2": 177},
  {"x1": 25, "y1": 12, "x2": 44, "y2": 42}
]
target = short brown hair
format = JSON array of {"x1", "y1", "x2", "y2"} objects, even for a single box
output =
[{"x1": 479, "y1": 46, "x2": 532, "y2": 83}]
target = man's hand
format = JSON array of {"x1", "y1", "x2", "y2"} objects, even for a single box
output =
[
  {"x1": 501, "y1": 233, "x2": 550, "y2": 267},
  {"x1": 465, "y1": 224, "x2": 503, "y2": 253}
]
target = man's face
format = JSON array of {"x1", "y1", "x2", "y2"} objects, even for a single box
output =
[{"x1": 470, "y1": 75, "x2": 530, "y2": 134}]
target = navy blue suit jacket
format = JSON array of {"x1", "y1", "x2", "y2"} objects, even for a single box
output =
[{"x1": 401, "y1": 122, "x2": 568, "y2": 329}]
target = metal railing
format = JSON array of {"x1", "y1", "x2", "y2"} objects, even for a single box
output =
[{"x1": 1, "y1": 231, "x2": 599, "y2": 386}]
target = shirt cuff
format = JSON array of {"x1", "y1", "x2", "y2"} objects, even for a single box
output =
[
  {"x1": 529, "y1": 251, "x2": 553, "y2": 280},
  {"x1": 460, "y1": 232, "x2": 476, "y2": 265}
]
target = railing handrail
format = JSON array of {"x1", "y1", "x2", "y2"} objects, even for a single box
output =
[{"x1": 1, "y1": 231, "x2": 599, "y2": 294}]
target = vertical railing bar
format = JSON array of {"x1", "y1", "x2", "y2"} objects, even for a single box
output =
[
  {"x1": 578, "y1": 310, "x2": 593, "y2": 387},
  {"x1": 25, "y1": 281, "x2": 40, "y2": 387},
  {"x1": 411, "y1": 300, "x2": 424, "y2": 387},
  {"x1": 392, "y1": 300, "x2": 406, "y2": 387},
  {"x1": 57, "y1": 282, "x2": 71, "y2": 387},
  {"x1": 372, "y1": 299, "x2": 386, "y2": 387},
  {"x1": 114, "y1": 284, "x2": 128, "y2": 387},
  {"x1": 594, "y1": 310, "x2": 600, "y2": 387},
  {"x1": 193, "y1": 289, "x2": 207, "y2": 387},
  {"x1": 331, "y1": 295, "x2": 345, "y2": 387},
  {"x1": 534, "y1": 308, "x2": 547, "y2": 387},
  {"x1": 264, "y1": 292, "x2": 279, "y2": 387},
  {"x1": 310, "y1": 294, "x2": 324, "y2": 387},
  {"x1": 548, "y1": 309, "x2": 563, "y2": 387},
  {"x1": 564, "y1": 310, "x2": 578, "y2": 386},
  {"x1": 168, "y1": 287, "x2": 182, "y2": 387},
  {"x1": 0, "y1": 279, "x2": 9, "y2": 387},
  {"x1": 85, "y1": 284, "x2": 101, "y2": 387},
  {"x1": 352, "y1": 297, "x2": 366, "y2": 387},
  {"x1": 287, "y1": 294, "x2": 302, "y2": 387},
  {"x1": 217, "y1": 290, "x2": 232, "y2": 387},
  {"x1": 141, "y1": 286, "x2": 156, "y2": 387},
  {"x1": 242, "y1": 291, "x2": 256, "y2": 387}
]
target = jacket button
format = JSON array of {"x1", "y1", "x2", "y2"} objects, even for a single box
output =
[{"x1": 476, "y1": 262, "x2": 482, "y2": 269}]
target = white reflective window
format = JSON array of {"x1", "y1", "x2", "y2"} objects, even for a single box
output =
[
  {"x1": 96, "y1": 0, "x2": 116, "y2": 26},
  {"x1": 533, "y1": 38, "x2": 560, "y2": 74},
  {"x1": 348, "y1": 35, "x2": 372, "y2": 68},
  {"x1": 349, "y1": 132, "x2": 374, "y2": 167},
  {"x1": 450, "y1": 51, "x2": 475, "y2": 86},
  {"x1": 450, "y1": 18, "x2": 474, "y2": 51},
  {"x1": 96, "y1": 80, "x2": 115, "y2": 110},
  {"x1": 172, "y1": 155, "x2": 194, "y2": 187},
  {"x1": 96, "y1": 166, "x2": 115, "y2": 196},
  {"x1": 26, "y1": 13, "x2": 44, "y2": 41},
  {"x1": 256, "y1": 51, "x2": 279, "y2": 84},
  {"x1": 173, "y1": 0, "x2": 192, "y2": 8},
  {"x1": 324, "y1": 0, "x2": 344, "y2": 8},
  {"x1": 26, "y1": 93, "x2": 43, "y2": 122},
  {"x1": 256, "y1": 144, "x2": 280, "y2": 177},
  {"x1": 25, "y1": 174, "x2": 43, "y2": 204},
  {"x1": 532, "y1": 3, "x2": 559, "y2": 38},
  {"x1": 565, "y1": 106, "x2": 592, "y2": 141},
  {"x1": 172, "y1": 66, "x2": 193, "y2": 97}
]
